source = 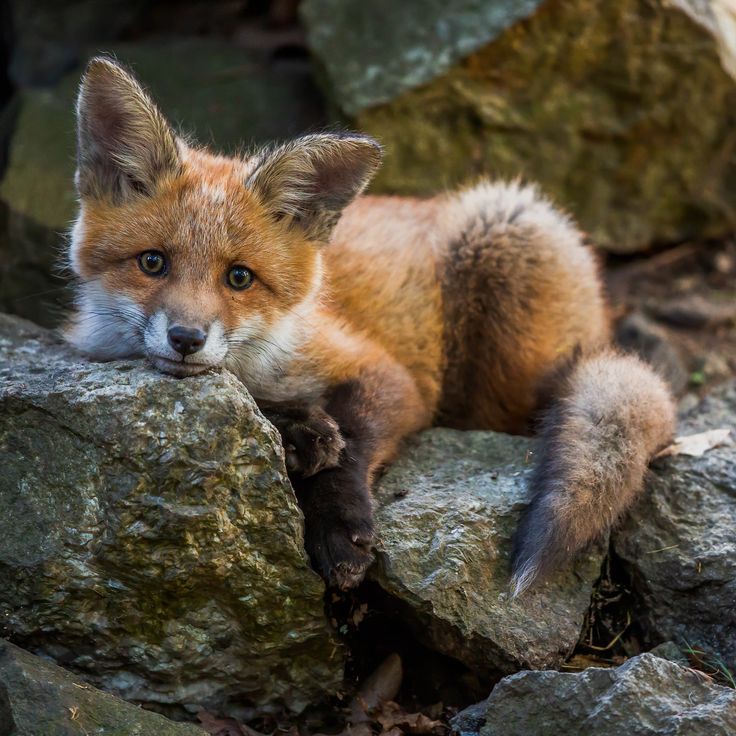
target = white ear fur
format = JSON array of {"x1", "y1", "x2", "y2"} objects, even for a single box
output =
[
  {"x1": 246, "y1": 133, "x2": 382, "y2": 241},
  {"x1": 76, "y1": 56, "x2": 181, "y2": 202}
]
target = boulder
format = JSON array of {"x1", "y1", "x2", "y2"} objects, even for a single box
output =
[
  {"x1": 304, "y1": 0, "x2": 736, "y2": 253},
  {"x1": 0, "y1": 38, "x2": 326, "y2": 326},
  {"x1": 0, "y1": 640, "x2": 203, "y2": 736},
  {"x1": 300, "y1": 0, "x2": 543, "y2": 114},
  {"x1": 371, "y1": 429, "x2": 602, "y2": 675},
  {"x1": 6, "y1": 0, "x2": 148, "y2": 88},
  {"x1": 613, "y1": 381, "x2": 736, "y2": 672},
  {"x1": 614, "y1": 312, "x2": 689, "y2": 395},
  {"x1": 451, "y1": 653, "x2": 736, "y2": 736},
  {"x1": 0, "y1": 314, "x2": 343, "y2": 719}
]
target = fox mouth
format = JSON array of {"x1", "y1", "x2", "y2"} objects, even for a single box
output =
[{"x1": 149, "y1": 354, "x2": 213, "y2": 377}]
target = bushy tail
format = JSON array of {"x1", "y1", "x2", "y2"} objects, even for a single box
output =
[{"x1": 511, "y1": 349, "x2": 676, "y2": 596}]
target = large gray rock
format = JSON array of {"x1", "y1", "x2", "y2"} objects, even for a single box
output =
[
  {"x1": 0, "y1": 641, "x2": 203, "y2": 736},
  {"x1": 0, "y1": 38, "x2": 326, "y2": 326},
  {"x1": 614, "y1": 381, "x2": 736, "y2": 672},
  {"x1": 0, "y1": 314, "x2": 342, "y2": 718},
  {"x1": 300, "y1": 0, "x2": 542, "y2": 114},
  {"x1": 309, "y1": 0, "x2": 736, "y2": 253},
  {"x1": 452, "y1": 653, "x2": 736, "y2": 736},
  {"x1": 371, "y1": 430, "x2": 602, "y2": 675}
]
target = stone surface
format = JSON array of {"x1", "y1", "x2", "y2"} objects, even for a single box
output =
[
  {"x1": 614, "y1": 381, "x2": 736, "y2": 672},
  {"x1": 0, "y1": 640, "x2": 203, "y2": 736},
  {"x1": 371, "y1": 429, "x2": 602, "y2": 675},
  {"x1": 300, "y1": 0, "x2": 543, "y2": 114},
  {"x1": 0, "y1": 38, "x2": 326, "y2": 326},
  {"x1": 0, "y1": 314, "x2": 342, "y2": 718},
  {"x1": 7, "y1": 0, "x2": 147, "y2": 88},
  {"x1": 342, "y1": 0, "x2": 736, "y2": 253},
  {"x1": 452, "y1": 653, "x2": 736, "y2": 736},
  {"x1": 615, "y1": 312, "x2": 689, "y2": 395}
]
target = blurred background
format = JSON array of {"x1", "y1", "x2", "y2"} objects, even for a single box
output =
[{"x1": 0, "y1": 0, "x2": 735, "y2": 395}]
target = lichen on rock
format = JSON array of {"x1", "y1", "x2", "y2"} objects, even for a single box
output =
[
  {"x1": 306, "y1": 0, "x2": 736, "y2": 253},
  {"x1": 614, "y1": 380, "x2": 736, "y2": 674},
  {"x1": 371, "y1": 429, "x2": 603, "y2": 675},
  {"x1": 0, "y1": 640, "x2": 204, "y2": 736},
  {"x1": 0, "y1": 314, "x2": 343, "y2": 719},
  {"x1": 452, "y1": 653, "x2": 736, "y2": 736}
]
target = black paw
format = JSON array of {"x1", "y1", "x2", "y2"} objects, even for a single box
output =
[
  {"x1": 305, "y1": 516, "x2": 375, "y2": 590},
  {"x1": 264, "y1": 405, "x2": 346, "y2": 478}
]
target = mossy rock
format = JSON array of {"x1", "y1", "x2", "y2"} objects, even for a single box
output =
[
  {"x1": 372, "y1": 429, "x2": 603, "y2": 675},
  {"x1": 0, "y1": 314, "x2": 343, "y2": 719},
  {"x1": 308, "y1": 0, "x2": 736, "y2": 252},
  {"x1": 0, "y1": 641, "x2": 204, "y2": 736}
]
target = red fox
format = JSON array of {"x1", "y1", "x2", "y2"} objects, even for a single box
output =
[{"x1": 66, "y1": 58, "x2": 676, "y2": 594}]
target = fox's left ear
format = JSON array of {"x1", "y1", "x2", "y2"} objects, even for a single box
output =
[{"x1": 246, "y1": 133, "x2": 382, "y2": 242}]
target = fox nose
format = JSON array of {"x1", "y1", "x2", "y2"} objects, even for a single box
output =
[{"x1": 167, "y1": 325, "x2": 206, "y2": 357}]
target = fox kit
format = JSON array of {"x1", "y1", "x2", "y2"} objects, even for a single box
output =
[{"x1": 66, "y1": 58, "x2": 675, "y2": 594}]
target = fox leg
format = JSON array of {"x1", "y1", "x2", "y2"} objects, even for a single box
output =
[
  {"x1": 291, "y1": 357, "x2": 431, "y2": 590},
  {"x1": 260, "y1": 402, "x2": 346, "y2": 478},
  {"x1": 511, "y1": 349, "x2": 675, "y2": 595}
]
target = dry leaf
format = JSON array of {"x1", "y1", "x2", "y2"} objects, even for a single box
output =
[
  {"x1": 352, "y1": 603, "x2": 369, "y2": 627},
  {"x1": 376, "y1": 702, "x2": 444, "y2": 735},
  {"x1": 196, "y1": 710, "x2": 268, "y2": 736},
  {"x1": 655, "y1": 428, "x2": 731, "y2": 458}
]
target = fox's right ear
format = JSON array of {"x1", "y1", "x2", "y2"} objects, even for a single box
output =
[{"x1": 75, "y1": 57, "x2": 181, "y2": 202}]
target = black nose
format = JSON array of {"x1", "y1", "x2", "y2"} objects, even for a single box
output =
[{"x1": 167, "y1": 325, "x2": 206, "y2": 357}]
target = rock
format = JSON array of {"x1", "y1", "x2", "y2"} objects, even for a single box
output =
[
  {"x1": 0, "y1": 38, "x2": 326, "y2": 326},
  {"x1": 300, "y1": 0, "x2": 543, "y2": 114},
  {"x1": 649, "y1": 640, "x2": 690, "y2": 667},
  {"x1": 613, "y1": 381, "x2": 736, "y2": 673},
  {"x1": 0, "y1": 314, "x2": 342, "y2": 718},
  {"x1": 647, "y1": 294, "x2": 736, "y2": 329},
  {"x1": 452, "y1": 653, "x2": 736, "y2": 736},
  {"x1": 615, "y1": 312, "x2": 689, "y2": 395},
  {"x1": 371, "y1": 430, "x2": 602, "y2": 675},
  {"x1": 307, "y1": 0, "x2": 736, "y2": 253},
  {"x1": 0, "y1": 640, "x2": 203, "y2": 736},
  {"x1": 6, "y1": 0, "x2": 147, "y2": 88}
]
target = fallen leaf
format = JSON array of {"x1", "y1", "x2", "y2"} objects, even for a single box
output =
[
  {"x1": 375, "y1": 702, "x2": 445, "y2": 735},
  {"x1": 196, "y1": 710, "x2": 269, "y2": 736},
  {"x1": 655, "y1": 428, "x2": 731, "y2": 458},
  {"x1": 352, "y1": 603, "x2": 369, "y2": 627}
]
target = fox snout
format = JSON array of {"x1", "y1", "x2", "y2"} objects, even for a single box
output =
[
  {"x1": 167, "y1": 325, "x2": 207, "y2": 357},
  {"x1": 143, "y1": 311, "x2": 228, "y2": 377}
]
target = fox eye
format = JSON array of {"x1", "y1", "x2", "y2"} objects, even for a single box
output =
[
  {"x1": 137, "y1": 250, "x2": 167, "y2": 276},
  {"x1": 227, "y1": 265, "x2": 254, "y2": 290}
]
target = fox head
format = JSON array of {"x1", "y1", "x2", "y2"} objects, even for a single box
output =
[{"x1": 66, "y1": 57, "x2": 381, "y2": 382}]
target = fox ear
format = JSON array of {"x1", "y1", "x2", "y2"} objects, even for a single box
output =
[
  {"x1": 246, "y1": 133, "x2": 382, "y2": 242},
  {"x1": 76, "y1": 56, "x2": 181, "y2": 202}
]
